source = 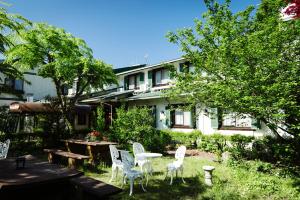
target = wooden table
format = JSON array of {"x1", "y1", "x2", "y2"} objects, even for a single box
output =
[{"x1": 61, "y1": 139, "x2": 117, "y2": 166}]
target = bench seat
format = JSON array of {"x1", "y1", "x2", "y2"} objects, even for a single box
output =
[{"x1": 44, "y1": 149, "x2": 89, "y2": 168}]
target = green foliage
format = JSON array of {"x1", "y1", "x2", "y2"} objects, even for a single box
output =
[
  {"x1": 96, "y1": 106, "x2": 106, "y2": 132},
  {"x1": 161, "y1": 130, "x2": 202, "y2": 149},
  {"x1": 5, "y1": 23, "x2": 117, "y2": 132},
  {"x1": 111, "y1": 106, "x2": 170, "y2": 152},
  {"x1": 229, "y1": 134, "x2": 254, "y2": 160},
  {"x1": 252, "y1": 136, "x2": 300, "y2": 165},
  {"x1": 0, "y1": 6, "x2": 29, "y2": 86},
  {"x1": 0, "y1": 106, "x2": 19, "y2": 133},
  {"x1": 197, "y1": 133, "x2": 228, "y2": 161},
  {"x1": 166, "y1": 0, "x2": 300, "y2": 138}
]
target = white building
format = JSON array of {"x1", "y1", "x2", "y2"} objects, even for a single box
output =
[
  {"x1": 0, "y1": 66, "x2": 56, "y2": 105},
  {"x1": 80, "y1": 58, "x2": 272, "y2": 137}
]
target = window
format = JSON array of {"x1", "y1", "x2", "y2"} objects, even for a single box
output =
[
  {"x1": 173, "y1": 109, "x2": 192, "y2": 128},
  {"x1": 179, "y1": 62, "x2": 194, "y2": 73},
  {"x1": 125, "y1": 73, "x2": 142, "y2": 90},
  {"x1": 222, "y1": 113, "x2": 252, "y2": 128},
  {"x1": 77, "y1": 113, "x2": 87, "y2": 125},
  {"x1": 153, "y1": 68, "x2": 170, "y2": 86},
  {"x1": 4, "y1": 78, "x2": 24, "y2": 91}
]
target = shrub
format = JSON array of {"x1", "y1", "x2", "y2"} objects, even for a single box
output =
[
  {"x1": 229, "y1": 134, "x2": 254, "y2": 160},
  {"x1": 198, "y1": 133, "x2": 228, "y2": 155},
  {"x1": 161, "y1": 130, "x2": 202, "y2": 149},
  {"x1": 111, "y1": 106, "x2": 170, "y2": 152},
  {"x1": 252, "y1": 136, "x2": 300, "y2": 166}
]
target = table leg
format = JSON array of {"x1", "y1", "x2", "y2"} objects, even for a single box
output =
[{"x1": 87, "y1": 145, "x2": 93, "y2": 164}]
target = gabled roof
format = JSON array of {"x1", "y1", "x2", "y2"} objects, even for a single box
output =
[
  {"x1": 113, "y1": 64, "x2": 146, "y2": 74},
  {"x1": 115, "y1": 57, "x2": 185, "y2": 75}
]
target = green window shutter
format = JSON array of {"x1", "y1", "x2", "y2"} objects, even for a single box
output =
[
  {"x1": 139, "y1": 72, "x2": 145, "y2": 83},
  {"x1": 179, "y1": 63, "x2": 184, "y2": 72},
  {"x1": 148, "y1": 70, "x2": 152, "y2": 88},
  {"x1": 190, "y1": 107, "x2": 196, "y2": 129},
  {"x1": 210, "y1": 108, "x2": 219, "y2": 129},
  {"x1": 152, "y1": 105, "x2": 157, "y2": 127},
  {"x1": 251, "y1": 117, "x2": 261, "y2": 130}
]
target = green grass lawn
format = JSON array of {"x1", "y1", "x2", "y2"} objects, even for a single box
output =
[{"x1": 83, "y1": 155, "x2": 300, "y2": 200}]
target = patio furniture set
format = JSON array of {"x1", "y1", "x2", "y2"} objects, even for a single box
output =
[
  {"x1": 44, "y1": 139, "x2": 117, "y2": 168},
  {"x1": 109, "y1": 142, "x2": 187, "y2": 196}
]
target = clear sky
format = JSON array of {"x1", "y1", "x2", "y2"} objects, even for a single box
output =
[{"x1": 5, "y1": 0, "x2": 260, "y2": 69}]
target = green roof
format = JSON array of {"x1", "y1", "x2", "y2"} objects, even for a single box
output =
[{"x1": 113, "y1": 64, "x2": 146, "y2": 74}]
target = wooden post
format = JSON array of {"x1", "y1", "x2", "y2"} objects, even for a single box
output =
[
  {"x1": 87, "y1": 145, "x2": 93, "y2": 164},
  {"x1": 48, "y1": 152, "x2": 53, "y2": 163}
]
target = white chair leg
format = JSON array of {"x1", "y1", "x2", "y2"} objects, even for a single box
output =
[
  {"x1": 110, "y1": 165, "x2": 116, "y2": 182},
  {"x1": 121, "y1": 175, "x2": 125, "y2": 188},
  {"x1": 115, "y1": 167, "x2": 119, "y2": 179},
  {"x1": 129, "y1": 179, "x2": 134, "y2": 196},
  {"x1": 170, "y1": 171, "x2": 174, "y2": 185},
  {"x1": 164, "y1": 169, "x2": 168, "y2": 180},
  {"x1": 140, "y1": 177, "x2": 147, "y2": 192},
  {"x1": 181, "y1": 167, "x2": 185, "y2": 183}
]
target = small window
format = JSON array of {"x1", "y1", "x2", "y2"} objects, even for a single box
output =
[
  {"x1": 77, "y1": 114, "x2": 87, "y2": 125},
  {"x1": 173, "y1": 109, "x2": 192, "y2": 127},
  {"x1": 154, "y1": 68, "x2": 170, "y2": 86},
  {"x1": 127, "y1": 74, "x2": 140, "y2": 90},
  {"x1": 222, "y1": 113, "x2": 251, "y2": 128},
  {"x1": 14, "y1": 80, "x2": 23, "y2": 91},
  {"x1": 179, "y1": 62, "x2": 194, "y2": 73},
  {"x1": 4, "y1": 78, "x2": 24, "y2": 91}
]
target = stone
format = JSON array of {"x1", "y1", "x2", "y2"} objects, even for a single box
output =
[{"x1": 203, "y1": 165, "x2": 215, "y2": 186}]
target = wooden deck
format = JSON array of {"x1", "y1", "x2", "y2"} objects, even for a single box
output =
[{"x1": 0, "y1": 155, "x2": 121, "y2": 199}]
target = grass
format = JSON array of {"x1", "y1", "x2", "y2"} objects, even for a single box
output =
[{"x1": 82, "y1": 155, "x2": 300, "y2": 200}]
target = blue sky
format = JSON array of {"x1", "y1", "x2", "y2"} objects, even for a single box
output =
[{"x1": 6, "y1": 0, "x2": 260, "y2": 69}]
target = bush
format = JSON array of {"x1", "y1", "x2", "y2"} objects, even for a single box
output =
[
  {"x1": 197, "y1": 133, "x2": 228, "y2": 161},
  {"x1": 161, "y1": 130, "x2": 202, "y2": 149},
  {"x1": 229, "y1": 134, "x2": 254, "y2": 160},
  {"x1": 252, "y1": 136, "x2": 300, "y2": 166},
  {"x1": 111, "y1": 106, "x2": 170, "y2": 153}
]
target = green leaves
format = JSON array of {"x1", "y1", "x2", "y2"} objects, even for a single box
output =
[
  {"x1": 166, "y1": 0, "x2": 300, "y2": 138},
  {"x1": 4, "y1": 22, "x2": 117, "y2": 132}
]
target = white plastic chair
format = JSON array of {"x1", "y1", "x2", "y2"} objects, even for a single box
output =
[
  {"x1": 0, "y1": 139, "x2": 10, "y2": 160},
  {"x1": 165, "y1": 145, "x2": 186, "y2": 185},
  {"x1": 120, "y1": 150, "x2": 146, "y2": 196},
  {"x1": 109, "y1": 145, "x2": 123, "y2": 182},
  {"x1": 132, "y1": 142, "x2": 151, "y2": 173}
]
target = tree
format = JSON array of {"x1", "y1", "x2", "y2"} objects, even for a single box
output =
[
  {"x1": 0, "y1": 6, "x2": 29, "y2": 88},
  {"x1": 5, "y1": 23, "x2": 117, "y2": 132},
  {"x1": 166, "y1": 0, "x2": 300, "y2": 139}
]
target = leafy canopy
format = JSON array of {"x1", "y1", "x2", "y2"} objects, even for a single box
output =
[
  {"x1": 0, "y1": 5, "x2": 29, "y2": 81},
  {"x1": 166, "y1": 0, "x2": 300, "y2": 138},
  {"x1": 5, "y1": 23, "x2": 117, "y2": 131}
]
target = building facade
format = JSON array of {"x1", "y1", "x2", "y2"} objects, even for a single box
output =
[
  {"x1": 0, "y1": 69, "x2": 56, "y2": 106},
  {"x1": 80, "y1": 58, "x2": 272, "y2": 137}
]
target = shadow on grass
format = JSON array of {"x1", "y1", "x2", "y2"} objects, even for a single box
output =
[
  {"x1": 292, "y1": 177, "x2": 300, "y2": 192},
  {"x1": 81, "y1": 163, "x2": 108, "y2": 174},
  {"x1": 108, "y1": 176, "x2": 207, "y2": 200}
]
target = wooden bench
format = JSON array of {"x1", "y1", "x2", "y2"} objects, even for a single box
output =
[
  {"x1": 44, "y1": 149, "x2": 89, "y2": 169},
  {"x1": 69, "y1": 175, "x2": 122, "y2": 199}
]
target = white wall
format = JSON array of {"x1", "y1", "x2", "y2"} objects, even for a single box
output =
[
  {"x1": 0, "y1": 71, "x2": 56, "y2": 106},
  {"x1": 127, "y1": 97, "x2": 271, "y2": 137},
  {"x1": 24, "y1": 73, "x2": 56, "y2": 101}
]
